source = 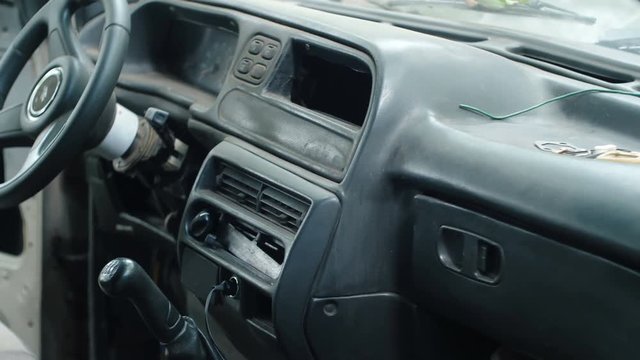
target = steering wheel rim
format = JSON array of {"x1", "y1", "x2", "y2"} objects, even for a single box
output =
[{"x1": 0, "y1": 0, "x2": 130, "y2": 208}]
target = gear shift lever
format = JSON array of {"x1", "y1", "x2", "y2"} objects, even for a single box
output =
[{"x1": 98, "y1": 258, "x2": 210, "y2": 359}]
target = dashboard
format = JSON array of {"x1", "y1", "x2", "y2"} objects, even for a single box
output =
[
  {"x1": 82, "y1": 1, "x2": 373, "y2": 181},
  {"x1": 80, "y1": 0, "x2": 640, "y2": 359}
]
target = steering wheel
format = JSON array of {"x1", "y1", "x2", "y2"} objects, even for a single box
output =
[{"x1": 0, "y1": 0, "x2": 130, "y2": 207}]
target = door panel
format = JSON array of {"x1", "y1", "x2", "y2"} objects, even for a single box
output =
[
  {"x1": 0, "y1": 190, "x2": 42, "y2": 356},
  {"x1": 0, "y1": 3, "x2": 45, "y2": 354}
]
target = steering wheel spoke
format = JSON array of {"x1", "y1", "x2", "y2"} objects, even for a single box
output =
[
  {"x1": 20, "y1": 118, "x2": 65, "y2": 174},
  {"x1": 0, "y1": 104, "x2": 31, "y2": 147},
  {"x1": 45, "y1": 0, "x2": 84, "y2": 59}
]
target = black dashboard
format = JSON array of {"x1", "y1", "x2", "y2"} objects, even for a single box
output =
[
  {"x1": 80, "y1": 0, "x2": 640, "y2": 359},
  {"x1": 82, "y1": 1, "x2": 373, "y2": 180}
]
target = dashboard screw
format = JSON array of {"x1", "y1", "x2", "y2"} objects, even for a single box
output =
[{"x1": 323, "y1": 302, "x2": 338, "y2": 317}]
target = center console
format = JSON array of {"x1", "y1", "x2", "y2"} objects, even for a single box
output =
[
  {"x1": 78, "y1": 2, "x2": 370, "y2": 358},
  {"x1": 178, "y1": 141, "x2": 340, "y2": 359}
]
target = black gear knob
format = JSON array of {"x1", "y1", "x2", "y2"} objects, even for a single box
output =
[
  {"x1": 98, "y1": 258, "x2": 184, "y2": 344},
  {"x1": 99, "y1": 258, "x2": 210, "y2": 360}
]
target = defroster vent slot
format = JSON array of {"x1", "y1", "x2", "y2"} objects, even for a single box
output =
[
  {"x1": 215, "y1": 162, "x2": 310, "y2": 233},
  {"x1": 511, "y1": 47, "x2": 635, "y2": 84}
]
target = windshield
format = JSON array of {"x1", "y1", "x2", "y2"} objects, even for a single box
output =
[{"x1": 324, "y1": 0, "x2": 640, "y2": 54}]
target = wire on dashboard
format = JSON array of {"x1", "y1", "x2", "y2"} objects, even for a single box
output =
[{"x1": 459, "y1": 88, "x2": 640, "y2": 120}]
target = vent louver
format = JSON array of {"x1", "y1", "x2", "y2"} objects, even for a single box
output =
[{"x1": 215, "y1": 163, "x2": 310, "y2": 233}]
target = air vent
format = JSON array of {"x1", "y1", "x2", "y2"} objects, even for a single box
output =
[
  {"x1": 216, "y1": 166, "x2": 261, "y2": 208},
  {"x1": 215, "y1": 163, "x2": 310, "y2": 233},
  {"x1": 512, "y1": 47, "x2": 634, "y2": 84},
  {"x1": 394, "y1": 24, "x2": 487, "y2": 43}
]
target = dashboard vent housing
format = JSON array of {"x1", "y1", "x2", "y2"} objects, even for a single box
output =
[{"x1": 215, "y1": 163, "x2": 310, "y2": 233}]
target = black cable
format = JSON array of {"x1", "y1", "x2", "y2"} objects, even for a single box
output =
[
  {"x1": 203, "y1": 281, "x2": 230, "y2": 360},
  {"x1": 196, "y1": 326, "x2": 222, "y2": 360}
]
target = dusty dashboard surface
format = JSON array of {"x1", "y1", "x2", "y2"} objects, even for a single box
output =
[{"x1": 80, "y1": 0, "x2": 640, "y2": 359}]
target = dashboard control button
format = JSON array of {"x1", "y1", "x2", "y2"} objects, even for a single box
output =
[
  {"x1": 261, "y1": 44, "x2": 278, "y2": 60},
  {"x1": 204, "y1": 234, "x2": 219, "y2": 248},
  {"x1": 188, "y1": 210, "x2": 214, "y2": 241},
  {"x1": 249, "y1": 64, "x2": 267, "y2": 80},
  {"x1": 237, "y1": 58, "x2": 253, "y2": 74},
  {"x1": 248, "y1": 39, "x2": 264, "y2": 55}
]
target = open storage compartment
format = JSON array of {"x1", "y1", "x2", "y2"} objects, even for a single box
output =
[{"x1": 268, "y1": 39, "x2": 373, "y2": 128}]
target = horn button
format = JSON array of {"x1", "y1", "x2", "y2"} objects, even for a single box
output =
[
  {"x1": 27, "y1": 67, "x2": 62, "y2": 120},
  {"x1": 21, "y1": 57, "x2": 89, "y2": 136}
]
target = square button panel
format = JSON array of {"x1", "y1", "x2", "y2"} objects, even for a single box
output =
[
  {"x1": 234, "y1": 35, "x2": 281, "y2": 85},
  {"x1": 248, "y1": 39, "x2": 264, "y2": 55},
  {"x1": 261, "y1": 44, "x2": 278, "y2": 60},
  {"x1": 237, "y1": 58, "x2": 253, "y2": 74}
]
